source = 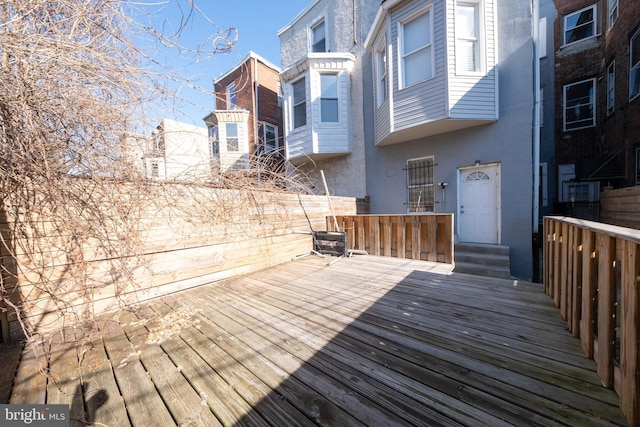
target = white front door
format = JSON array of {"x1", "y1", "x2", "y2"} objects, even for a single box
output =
[{"x1": 458, "y1": 164, "x2": 500, "y2": 244}]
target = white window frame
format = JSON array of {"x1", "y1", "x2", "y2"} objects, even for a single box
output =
[
  {"x1": 608, "y1": 0, "x2": 618, "y2": 29},
  {"x1": 310, "y1": 17, "x2": 327, "y2": 53},
  {"x1": 563, "y1": 78, "x2": 596, "y2": 131},
  {"x1": 406, "y1": 156, "x2": 435, "y2": 213},
  {"x1": 208, "y1": 125, "x2": 219, "y2": 155},
  {"x1": 292, "y1": 78, "x2": 307, "y2": 130},
  {"x1": 225, "y1": 123, "x2": 239, "y2": 152},
  {"x1": 563, "y1": 5, "x2": 597, "y2": 46},
  {"x1": 320, "y1": 73, "x2": 339, "y2": 123},
  {"x1": 455, "y1": 0, "x2": 483, "y2": 74},
  {"x1": 630, "y1": 28, "x2": 640, "y2": 101},
  {"x1": 398, "y1": 6, "x2": 434, "y2": 89},
  {"x1": 607, "y1": 61, "x2": 615, "y2": 116},
  {"x1": 262, "y1": 122, "x2": 278, "y2": 154},
  {"x1": 375, "y1": 40, "x2": 388, "y2": 107},
  {"x1": 226, "y1": 81, "x2": 237, "y2": 109}
]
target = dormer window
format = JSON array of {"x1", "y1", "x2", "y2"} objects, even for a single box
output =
[
  {"x1": 399, "y1": 7, "x2": 433, "y2": 88},
  {"x1": 311, "y1": 19, "x2": 326, "y2": 52},
  {"x1": 564, "y1": 5, "x2": 596, "y2": 46}
]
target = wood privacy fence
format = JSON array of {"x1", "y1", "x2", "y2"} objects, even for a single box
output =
[
  {"x1": 0, "y1": 181, "x2": 364, "y2": 339},
  {"x1": 327, "y1": 214, "x2": 454, "y2": 264},
  {"x1": 544, "y1": 216, "x2": 639, "y2": 426},
  {"x1": 601, "y1": 186, "x2": 640, "y2": 230}
]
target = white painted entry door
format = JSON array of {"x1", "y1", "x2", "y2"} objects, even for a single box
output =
[{"x1": 458, "y1": 164, "x2": 500, "y2": 244}]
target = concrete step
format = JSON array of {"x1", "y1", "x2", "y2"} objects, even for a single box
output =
[{"x1": 454, "y1": 243, "x2": 511, "y2": 279}]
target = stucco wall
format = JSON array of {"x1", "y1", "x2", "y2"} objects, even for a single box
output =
[
  {"x1": 278, "y1": 0, "x2": 375, "y2": 199},
  {"x1": 363, "y1": 0, "x2": 536, "y2": 280}
]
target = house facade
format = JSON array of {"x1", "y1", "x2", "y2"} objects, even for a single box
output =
[
  {"x1": 144, "y1": 118, "x2": 210, "y2": 181},
  {"x1": 277, "y1": 0, "x2": 372, "y2": 198},
  {"x1": 279, "y1": 0, "x2": 537, "y2": 279},
  {"x1": 203, "y1": 52, "x2": 284, "y2": 173},
  {"x1": 552, "y1": 0, "x2": 640, "y2": 220}
]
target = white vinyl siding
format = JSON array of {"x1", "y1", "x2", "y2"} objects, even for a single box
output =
[
  {"x1": 448, "y1": 0, "x2": 497, "y2": 120},
  {"x1": 391, "y1": 1, "x2": 447, "y2": 130},
  {"x1": 283, "y1": 55, "x2": 354, "y2": 163}
]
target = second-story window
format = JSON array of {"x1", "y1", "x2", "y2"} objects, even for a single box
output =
[
  {"x1": 225, "y1": 123, "x2": 239, "y2": 151},
  {"x1": 564, "y1": 5, "x2": 596, "y2": 46},
  {"x1": 608, "y1": 0, "x2": 618, "y2": 29},
  {"x1": 400, "y1": 8, "x2": 433, "y2": 88},
  {"x1": 563, "y1": 78, "x2": 596, "y2": 131},
  {"x1": 607, "y1": 61, "x2": 615, "y2": 116},
  {"x1": 293, "y1": 78, "x2": 307, "y2": 129},
  {"x1": 456, "y1": 1, "x2": 481, "y2": 73},
  {"x1": 226, "y1": 81, "x2": 237, "y2": 109},
  {"x1": 631, "y1": 29, "x2": 640, "y2": 101},
  {"x1": 311, "y1": 19, "x2": 326, "y2": 52},
  {"x1": 320, "y1": 74, "x2": 338, "y2": 122}
]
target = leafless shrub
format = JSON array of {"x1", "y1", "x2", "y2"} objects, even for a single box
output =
[{"x1": 0, "y1": 0, "x2": 313, "y2": 348}]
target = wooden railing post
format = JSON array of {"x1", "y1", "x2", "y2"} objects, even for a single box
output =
[
  {"x1": 596, "y1": 233, "x2": 616, "y2": 388},
  {"x1": 620, "y1": 240, "x2": 639, "y2": 425},
  {"x1": 580, "y1": 230, "x2": 596, "y2": 358}
]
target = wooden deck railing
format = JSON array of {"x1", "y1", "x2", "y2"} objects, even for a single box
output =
[
  {"x1": 326, "y1": 214, "x2": 454, "y2": 264},
  {"x1": 544, "y1": 216, "x2": 639, "y2": 426}
]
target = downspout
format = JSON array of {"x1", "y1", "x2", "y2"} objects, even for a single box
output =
[
  {"x1": 532, "y1": 0, "x2": 542, "y2": 281},
  {"x1": 532, "y1": 0, "x2": 541, "y2": 233}
]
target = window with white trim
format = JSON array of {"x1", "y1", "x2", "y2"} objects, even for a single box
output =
[
  {"x1": 630, "y1": 29, "x2": 640, "y2": 101},
  {"x1": 376, "y1": 43, "x2": 388, "y2": 106},
  {"x1": 311, "y1": 19, "x2": 326, "y2": 53},
  {"x1": 208, "y1": 125, "x2": 219, "y2": 155},
  {"x1": 292, "y1": 78, "x2": 307, "y2": 129},
  {"x1": 563, "y1": 79, "x2": 595, "y2": 131},
  {"x1": 456, "y1": 1, "x2": 481, "y2": 73},
  {"x1": 320, "y1": 74, "x2": 339, "y2": 122},
  {"x1": 608, "y1": 0, "x2": 618, "y2": 29},
  {"x1": 406, "y1": 157, "x2": 435, "y2": 212},
  {"x1": 400, "y1": 8, "x2": 433, "y2": 88},
  {"x1": 262, "y1": 123, "x2": 278, "y2": 154},
  {"x1": 564, "y1": 5, "x2": 596, "y2": 46},
  {"x1": 225, "y1": 123, "x2": 239, "y2": 151},
  {"x1": 607, "y1": 61, "x2": 615, "y2": 116},
  {"x1": 226, "y1": 82, "x2": 237, "y2": 109}
]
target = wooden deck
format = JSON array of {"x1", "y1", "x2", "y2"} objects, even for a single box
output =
[{"x1": 3, "y1": 255, "x2": 630, "y2": 426}]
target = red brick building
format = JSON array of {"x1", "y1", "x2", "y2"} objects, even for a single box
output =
[
  {"x1": 553, "y1": 0, "x2": 640, "y2": 217},
  {"x1": 203, "y1": 52, "x2": 283, "y2": 172}
]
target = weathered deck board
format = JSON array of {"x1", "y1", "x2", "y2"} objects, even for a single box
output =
[{"x1": 5, "y1": 255, "x2": 630, "y2": 426}]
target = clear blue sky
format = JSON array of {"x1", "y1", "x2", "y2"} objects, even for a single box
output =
[{"x1": 141, "y1": 0, "x2": 312, "y2": 128}]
